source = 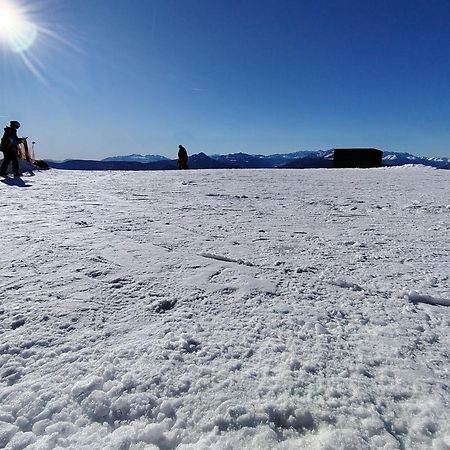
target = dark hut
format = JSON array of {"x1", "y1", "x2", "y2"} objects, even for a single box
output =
[{"x1": 333, "y1": 148, "x2": 383, "y2": 168}]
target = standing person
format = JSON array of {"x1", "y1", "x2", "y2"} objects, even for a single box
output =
[
  {"x1": 0, "y1": 121, "x2": 23, "y2": 177},
  {"x1": 177, "y1": 144, "x2": 189, "y2": 170}
]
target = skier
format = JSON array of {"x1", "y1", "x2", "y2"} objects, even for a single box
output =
[
  {"x1": 0, "y1": 120, "x2": 24, "y2": 177},
  {"x1": 177, "y1": 144, "x2": 189, "y2": 170}
]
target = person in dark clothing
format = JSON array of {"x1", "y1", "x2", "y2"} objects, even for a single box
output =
[
  {"x1": 177, "y1": 144, "x2": 189, "y2": 170},
  {"x1": 0, "y1": 121, "x2": 23, "y2": 177}
]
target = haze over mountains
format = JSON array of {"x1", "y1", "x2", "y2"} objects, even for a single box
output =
[{"x1": 47, "y1": 150, "x2": 450, "y2": 170}]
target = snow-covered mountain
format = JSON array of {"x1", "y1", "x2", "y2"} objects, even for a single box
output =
[
  {"x1": 1, "y1": 167, "x2": 449, "y2": 448},
  {"x1": 382, "y1": 152, "x2": 450, "y2": 169},
  {"x1": 188, "y1": 152, "x2": 239, "y2": 169},
  {"x1": 47, "y1": 153, "x2": 235, "y2": 171},
  {"x1": 102, "y1": 154, "x2": 170, "y2": 163},
  {"x1": 280, "y1": 150, "x2": 334, "y2": 169},
  {"x1": 210, "y1": 151, "x2": 317, "y2": 168},
  {"x1": 147, "y1": 149, "x2": 449, "y2": 169},
  {"x1": 47, "y1": 150, "x2": 449, "y2": 170}
]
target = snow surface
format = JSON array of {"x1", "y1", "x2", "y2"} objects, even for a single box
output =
[{"x1": 0, "y1": 166, "x2": 449, "y2": 449}]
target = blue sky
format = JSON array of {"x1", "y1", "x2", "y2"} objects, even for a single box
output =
[{"x1": 1, "y1": 0, "x2": 450, "y2": 160}]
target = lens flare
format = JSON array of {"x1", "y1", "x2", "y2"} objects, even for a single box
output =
[
  {"x1": 0, "y1": 1, "x2": 38, "y2": 52},
  {"x1": 0, "y1": 0, "x2": 78, "y2": 83}
]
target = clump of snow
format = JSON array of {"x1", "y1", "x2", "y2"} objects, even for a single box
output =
[
  {"x1": 0, "y1": 166, "x2": 449, "y2": 448},
  {"x1": 407, "y1": 291, "x2": 450, "y2": 307}
]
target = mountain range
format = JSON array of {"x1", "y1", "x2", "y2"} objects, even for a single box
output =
[{"x1": 47, "y1": 150, "x2": 450, "y2": 170}]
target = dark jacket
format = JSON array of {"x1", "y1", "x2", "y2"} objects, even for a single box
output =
[
  {"x1": 178, "y1": 146, "x2": 188, "y2": 159},
  {"x1": 0, "y1": 127, "x2": 20, "y2": 153}
]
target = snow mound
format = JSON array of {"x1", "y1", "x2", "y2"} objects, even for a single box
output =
[{"x1": 407, "y1": 291, "x2": 450, "y2": 307}]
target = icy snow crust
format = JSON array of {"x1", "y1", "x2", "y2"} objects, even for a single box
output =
[{"x1": 0, "y1": 167, "x2": 449, "y2": 449}]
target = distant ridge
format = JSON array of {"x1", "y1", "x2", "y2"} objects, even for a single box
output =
[
  {"x1": 382, "y1": 152, "x2": 449, "y2": 169},
  {"x1": 102, "y1": 154, "x2": 170, "y2": 163},
  {"x1": 46, "y1": 150, "x2": 449, "y2": 170},
  {"x1": 210, "y1": 151, "x2": 317, "y2": 168},
  {"x1": 47, "y1": 159, "x2": 175, "y2": 171},
  {"x1": 47, "y1": 153, "x2": 236, "y2": 171}
]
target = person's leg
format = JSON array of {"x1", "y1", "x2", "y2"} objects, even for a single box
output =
[
  {"x1": 0, "y1": 152, "x2": 11, "y2": 175},
  {"x1": 11, "y1": 152, "x2": 20, "y2": 176}
]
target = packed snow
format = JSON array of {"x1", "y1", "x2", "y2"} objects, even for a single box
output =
[{"x1": 0, "y1": 166, "x2": 449, "y2": 449}]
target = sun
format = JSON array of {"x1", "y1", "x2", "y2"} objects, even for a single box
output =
[
  {"x1": 0, "y1": 0, "x2": 76, "y2": 82},
  {"x1": 0, "y1": 1, "x2": 38, "y2": 53}
]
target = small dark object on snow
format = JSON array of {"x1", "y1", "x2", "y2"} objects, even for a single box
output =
[
  {"x1": 154, "y1": 298, "x2": 177, "y2": 313},
  {"x1": 33, "y1": 160, "x2": 50, "y2": 170}
]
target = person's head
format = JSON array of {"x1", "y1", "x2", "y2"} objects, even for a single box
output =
[{"x1": 10, "y1": 120, "x2": 20, "y2": 129}]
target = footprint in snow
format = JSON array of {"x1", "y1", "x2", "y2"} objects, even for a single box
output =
[{"x1": 151, "y1": 298, "x2": 177, "y2": 313}]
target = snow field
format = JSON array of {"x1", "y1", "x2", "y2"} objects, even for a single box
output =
[{"x1": 0, "y1": 166, "x2": 449, "y2": 449}]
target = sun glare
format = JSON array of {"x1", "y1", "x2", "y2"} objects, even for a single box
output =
[
  {"x1": 0, "y1": 1, "x2": 37, "y2": 52},
  {"x1": 0, "y1": 0, "x2": 78, "y2": 83}
]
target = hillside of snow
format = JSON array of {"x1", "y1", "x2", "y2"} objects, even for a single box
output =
[{"x1": 0, "y1": 167, "x2": 449, "y2": 449}]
